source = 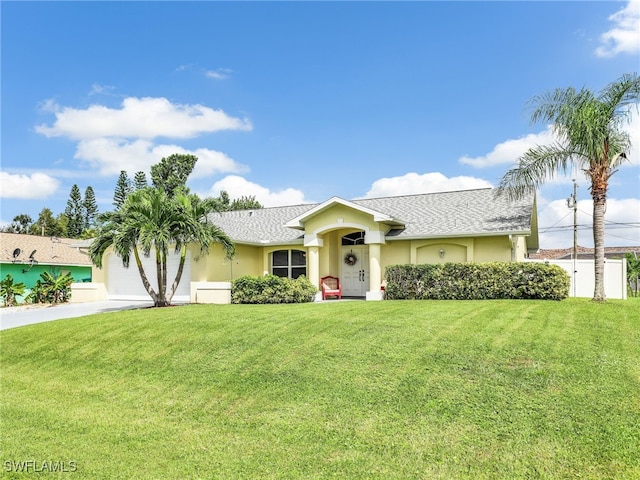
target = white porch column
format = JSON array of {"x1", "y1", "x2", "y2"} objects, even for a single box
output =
[
  {"x1": 366, "y1": 243, "x2": 383, "y2": 301},
  {"x1": 308, "y1": 246, "x2": 320, "y2": 289},
  {"x1": 304, "y1": 234, "x2": 323, "y2": 302}
]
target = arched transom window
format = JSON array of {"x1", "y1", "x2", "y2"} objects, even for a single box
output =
[{"x1": 341, "y1": 231, "x2": 365, "y2": 245}]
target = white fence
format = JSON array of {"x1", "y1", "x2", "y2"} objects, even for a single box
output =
[{"x1": 526, "y1": 258, "x2": 627, "y2": 300}]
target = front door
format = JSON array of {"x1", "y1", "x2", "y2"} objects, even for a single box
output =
[{"x1": 341, "y1": 246, "x2": 369, "y2": 297}]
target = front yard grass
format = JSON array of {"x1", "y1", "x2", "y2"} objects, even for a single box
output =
[{"x1": 1, "y1": 299, "x2": 639, "y2": 479}]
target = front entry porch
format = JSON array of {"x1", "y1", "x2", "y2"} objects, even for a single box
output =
[{"x1": 307, "y1": 229, "x2": 384, "y2": 302}]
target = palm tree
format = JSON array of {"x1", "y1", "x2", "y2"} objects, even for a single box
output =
[
  {"x1": 89, "y1": 187, "x2": 235, "y2": 307},
  {"x1": 499, "y1": 73, "x2": 639, "y2": 302}
]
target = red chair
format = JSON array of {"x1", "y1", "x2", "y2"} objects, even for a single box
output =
[{"x1": 321, "y1": 276, "x2": 342, "y2": 300}]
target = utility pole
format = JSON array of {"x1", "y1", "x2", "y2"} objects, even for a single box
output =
[
  {"x1": 567, "y1": 179, "x2": 578, "y2": 296},
  {"x1": 572, "y1": 179, "x2": 577, "y2": 261}
]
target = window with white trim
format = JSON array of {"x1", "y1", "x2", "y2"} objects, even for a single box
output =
[{"x1": 271, "y1": 249, "x2": 307, "y2": 279}]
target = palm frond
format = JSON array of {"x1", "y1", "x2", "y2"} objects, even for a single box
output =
[
  {"x1": 498, "y1": 143, "x2": 584, "y2": 200},
  {"x1": 598, "y1": 72, "x2": 640, "y2": 114}
]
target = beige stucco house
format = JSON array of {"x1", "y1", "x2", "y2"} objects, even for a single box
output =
[{"x1": 87, "y1": 188, "x2": 538, "y2": 303}]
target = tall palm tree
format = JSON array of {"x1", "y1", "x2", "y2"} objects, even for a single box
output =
[
  {"x1": 499, "y1": 73, "x2": 639, "y2": 302},
  {"x1": 89, "y1": 187, "x2": 235, "y2": 307}
]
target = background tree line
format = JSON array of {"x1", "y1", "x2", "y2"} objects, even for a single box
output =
[
  {"x1": 3, "y1": 165, "x2": 262, "y2": 239},
  {"x1": 3, "y1": 185, "x2": 99, "y2": 239}
]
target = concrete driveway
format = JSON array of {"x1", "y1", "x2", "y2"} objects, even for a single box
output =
[{"x1": 0, "y1": 300, "x2": 154, "y2": 331}]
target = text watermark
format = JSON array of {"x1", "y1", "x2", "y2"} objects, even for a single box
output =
[{"x1": 4, "y1": 460, "x2": 77, "y2": 473}]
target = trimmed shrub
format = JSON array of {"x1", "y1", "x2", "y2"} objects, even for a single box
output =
[
  {"x1": 232, "y1": 275, "x2": 317, "y2": 304},
  {"x1": 385, "y1": 262, "x2": 570, "y2": 301}
]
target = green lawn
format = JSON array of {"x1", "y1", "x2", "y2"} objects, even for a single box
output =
[{"x1": 1, "y1": 299, "x2": 639, "y2": 479}]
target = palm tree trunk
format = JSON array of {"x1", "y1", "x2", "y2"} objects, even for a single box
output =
[
  {"x1": 592, "y1": 197, "x2": 607, "y2": 302},
  {"x1": 154, "y1": 248, "x2": 168, "y2": 307},
  {"x1": 166, "y1": 244, "x2": 188, "y2": 305},
  {"x1": 133, "y1": 247, "x2": 160, "y2": 305},
  {"x1": 161, "y1": 251, "x2": 168, "y2": 305}
]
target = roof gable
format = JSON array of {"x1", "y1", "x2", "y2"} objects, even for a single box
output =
[{"x1": 283, "y1": 196, "x2": 400, "y2": 230}]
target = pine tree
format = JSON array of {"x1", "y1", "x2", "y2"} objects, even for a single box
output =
[
  {"x1": 64, "y1": 184, "x2": 85, "y2": 238},
  {"x1": 113, "y1": 171, "x2": 132, "y2": 208},
  {"x1": 30, "y1": 208, "x2": 66, "y2": 237},
  {"x1": 83, "y1": 186, "x2": 98, "y2": 229},
  {"x1": 212, "y1": 190, "x2": 231, "y2": 211},
  {"x1": 151, "y1": 154, "x2": 197, "y2": 197},
  {"x1": 134, "y1": 171, "x2": 148, "y2": 190}
]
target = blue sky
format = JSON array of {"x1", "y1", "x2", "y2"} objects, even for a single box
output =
[{"x1": 2, "y1": 1, "x2": 639, "y2": 248}]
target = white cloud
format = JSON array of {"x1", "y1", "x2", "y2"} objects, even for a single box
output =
[
  {"x1": 33, "y1": 96, "x2": 254, "y2": 185},
  {"x1": 459, "y1": 127, "x2": 555, "y2": 168},
  {"x1": 538, "y1": 197, "x2": 640, "y2": 248},
  {"x1": 595, "y1": 0, "x2": 640, "y2": 57},
  {"x1": 364, "y1": 172, "x2": 493, "y2": 198},
  {"x1": 208, "y1": 175, "x2": 311, "y2": 207},
  {"x1": 0, "y1": 172, "x2": 60, "y2": 199},
  {"x1": 35, "y1": 96, "x2": 252, "y2": 140},
  {"x1": 74, "y1": 138, "x2": 248, "y2": 177},
  {"x1": 206, "y1": 68, "x2": 232, "y2": 80},
  {"x1": 38, "y1": 98, "x2": 60, "y2": 114},
  {"x1": 89, "y1": 83, "x2": 116, "y2": 96},
  {"x1": 176, "y1": 148, "x2": 249, "y2": 179}
]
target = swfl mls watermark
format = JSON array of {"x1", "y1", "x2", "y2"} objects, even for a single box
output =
[{"x1": 4, "y1": 460, "x2": 77, "y2": 473}]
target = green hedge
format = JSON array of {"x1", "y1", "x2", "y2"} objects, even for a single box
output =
[
  {"x1": 385, "y1": 262, "x2": 570, "y2": 301},
  {"x1": 232, "y1": 275, "x2": 318, "y2": 304}
]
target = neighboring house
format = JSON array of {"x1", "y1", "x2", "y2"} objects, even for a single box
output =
[
  {"x1": 0, "y1": 232, "x2": 92, "y2": 289},
  {"x1": 530, "y1": 245, "x2": 640, "y2": 260},
  {"x1": 91, "y1": 188, "x2": 538, "y2": 302}
]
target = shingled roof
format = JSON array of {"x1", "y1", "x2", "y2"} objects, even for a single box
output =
[
  {"x1": 210, "y1": 188, "x2": 536, "y2": 245},
  {"x1": 529, "y1": 245, "x2": 640, "y2": 260},
  {"x1": 0, "y1": 232, "x2": 92, "y2": 266}
]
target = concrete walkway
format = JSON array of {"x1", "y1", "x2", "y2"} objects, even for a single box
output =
[{"x1": 0, "y1": 300, "x2": 153, "y2": 331}]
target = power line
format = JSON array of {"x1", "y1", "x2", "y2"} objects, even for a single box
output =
[
  {"x1": 605, "y1": 221, "x2": 640, "y2": 227},
  {"x1": 603, "y1": 231, "x2": 640, "y2": 243},
  {"x1": 539, "y1": 210, "x2": 573, "y2": 232},
  {"x1": 540, "y1": 223, "x2": 640, "y2": 232},
  {"x1": 540, "y1": 221, "x2": 640, "y2": 231}
]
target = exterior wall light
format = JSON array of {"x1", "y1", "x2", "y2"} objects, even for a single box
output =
[{"x1": 439, "y1": 249, "x2": 445, "y2": 258}]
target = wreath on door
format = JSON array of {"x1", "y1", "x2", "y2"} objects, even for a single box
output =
[{"x1": 344, "y1": 252, "x2": 358, "y2": 266}]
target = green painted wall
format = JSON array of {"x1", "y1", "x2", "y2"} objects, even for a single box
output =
[{"x1": 0, "y1": 263, "x2": 92, "y2": 289}]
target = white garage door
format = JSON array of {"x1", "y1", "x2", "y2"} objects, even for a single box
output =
[{"x1": 107, "y1": 248, "x2": 191, "y2": 302}]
